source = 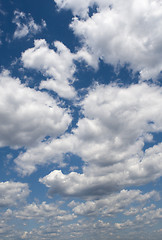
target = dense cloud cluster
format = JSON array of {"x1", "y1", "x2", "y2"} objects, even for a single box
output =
[
  {"x1": 0, "y1": 181, "x2": 29, "y2": 207},
  {"x1": 0, "y1": 70, "x2": 71, "y2": 149},
  {"x1": 0, "y1": 0, "x2": 162, "y2": 239},
  {"x1": 15, "y1": 83, "x2": 162, "y2": 198},
  {"x1": 55, "y1": 0, "x2": 162, "y2": 80}
]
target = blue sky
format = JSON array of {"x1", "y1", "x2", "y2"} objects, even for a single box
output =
[{"x1": 0, "y1": 0, "x2": 162, "y2": 239}]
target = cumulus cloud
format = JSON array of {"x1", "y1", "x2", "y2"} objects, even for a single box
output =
[
  {"x1": 124, "y1": 203, "x2": 156, "y2": 216},
  {"x1": 0, "y1": 70, "x2": 71, "y2": 152},
  {"x1": 13, "y1": 10, "x2": 46, "y2": 39},
  {"x1": 22, "y1": 39, "x2": 77, "y2": 99},
  {"x1": 15, "y1": 201, "x2": 69, "y2": 221},
  {"x1": 20, "y1": 82, "x2": 162, "y2": 197},
  {"x1": 72, "y1": 190, "x2": 159, "y2": 216},
  {"x1": 136, "y1": 207, "x2": 162, "y2": 224},
  {"x1": 0, "y1": 181, "x2": 29, "y2": 207},
  {"x1": 55, "y1": 0, "x2": 162, "y2": 80},
  {"x1": 21, "y1": 39, "x2": 100, "y2": 99},
  {"x1": 114, "y1": 205, "x2": 162, "y2": 231}
]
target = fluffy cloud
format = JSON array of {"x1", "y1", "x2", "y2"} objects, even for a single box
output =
[
  {"x1": 55, "y1": 0, "x2": 162, "y2": 80},
  {"x1": 136, "y1": 208, "x2": 162, "y2": 224},
  {"x1": 0, "y1": 181, "x2": 29, "y2": 207},
  {"x1": 25, "y1": 82, "x2": 162, "y2": 197},
  {"x1": 22, "y1": 39, "x2": 77, "y2": 99},
  {"x1": 0, "y1": 70, "x2": 71, "y2": 152},
  {"x1": 13, "y1": 10, "x2": 46, "y2": 39},
  {"x1": 72, "y1": 190, "x2": 159, "y2": 216},
  {"x1": 15, "y1": 201, "x2": 75, "y2": 221},
  {"x1": 114, "y1": 205, "x2": 162, "y2": 230},
  {"x1": 21, "y1": 39, "x2": 100, "y2": 99}
]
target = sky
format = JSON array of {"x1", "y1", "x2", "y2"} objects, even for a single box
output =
[{"x1": 0, "y1": 0, "x2": 162, "y2": 239}]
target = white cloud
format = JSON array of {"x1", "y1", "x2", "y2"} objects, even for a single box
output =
[
  {"x1": 56, "y1": 0, "x2": 162, "y2": 80},
  {"x1": 0, "y1": 70, "x2": 71, "y2": 153},
  {"x1": 56, "y1": 213, "x2": 77, "y2": 221},
  {"x1": 21, "y1": 39, "x2": 100, "y2": 99},
  {"x1": 0, "y1": 181, "x2": 29, "y2": 207},
  {"x1": 124, "y1": 203, "x2": 156, "y2": 216},
  {"x1": 11, "y1": 202, "x2": 77, "y2": 239},
  {"x1": 115, "y1": 220, "x2": 133, "y2": 229},
  {"x1": 38, "y1": 83, "x2": 162, "y2": 198},
  {"x1": 54, "y1": 0, "x2": 108, "y2": 18},
  {"x1": 14, "y1": 132, "x2": 75, "y2": 176},
  {"x1": 13, "y1": 10, "x2": 46, "y2": 39},
  {"x1": 72, "y1": 190, "x2": 159, "y2": 216},
  {"x1": 15, "y1": 201, "x2": 66, "y2": 220},
  {"x1": 22, "y1": 39, "x2": 77, "y2": 99},
  {"x1": 136, "y1": 208, "x2": 162, "y2": 224}
]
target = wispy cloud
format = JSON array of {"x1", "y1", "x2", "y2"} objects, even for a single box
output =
[{"x1": 13, "y1": 10, "x2": 46, "y2": 39}]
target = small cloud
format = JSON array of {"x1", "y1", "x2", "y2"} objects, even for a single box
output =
[
  {"x1": 21, "y1": 231, "x2": 28, "y2": 239},
  {"x1": 13, "y1": 10, "x2": 46, "y2": 39}
]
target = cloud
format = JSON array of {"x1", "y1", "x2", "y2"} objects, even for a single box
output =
[
  {"x1": 15, "y1": 201, "x2": 67, "y2": 220},
  {"x1": 15, "y1": 135, "x2": 73, "y2": 176},
  {"x1": 0, "y1": 181, "x2": 29, "y2": 207},
  {"x1": 22, "y1": 39, "x2": 77, "y2": 99},
  {"x1": 21, "y1": 39, "x2": 100, "y2": 99},
  {"x1": 72, "y1": 190, "x2": 159, "y2": 216},
  {"x1": 11, "y1": 202, "x2": 77, "y2": 240},
  {"x1": 124, "y1": 203, "x2": 156, "y2": 216},
  {"x1": 54, "y1": 0, "x2": 108, "y2": 18},
  {"x1": 55, "y1": 0, "x2": 162, "y2": 80},
  {"x1": 136, "y1": 208, "x2": 162, "y2": 224},
  {"x1": 113, "y1": 204, "x2": 162, "y2": 231},
  {"x1": 115, "y1": 220, "x2": 134, "y2": 229},
  {"x1": 13, "y1": 10, "x2": 46, "y2": 39},
  {"x1": 0, "y1": 70, "x2": 71, "y2": 152},
  {"x1": 38, "y1": 82, "x2": 162, "y2": 198}
]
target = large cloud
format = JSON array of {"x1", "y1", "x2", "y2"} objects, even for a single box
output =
[
  {"x1": 0, "y1": 181, "x2": 29, "y2": 207},
  {"x1": 55, "y1": 0, "x2": 162, "y2": 80},
  {"x1": 0, "y1": 70, "x2": 71, "y2": 151},
  {"x1": 16, "y1": 82, "x2": 162, "y2": 196}
]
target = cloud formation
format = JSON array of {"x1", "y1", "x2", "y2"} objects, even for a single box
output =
[
  {"x1": 40, "y1": 83, "x2": 162, "y2": 197},
  {"x1": 15, "y1": 82, "x2": 162, "y2": 197},
  {"x1": 54, "y1": 0, "x2": 108, "y2": 18},
  {"x1": 1, "y1": 1, "x2": 162, "y2": 239},
  {"x1": 14, "y1": 201, "x2": 76, "y2": 221},
  {"x1": 13, "y1": 10, "x2": 46, "y2": 39},
  {"x1": 22, "y1": 39, "x2": 77, "y2": 99},
  {"x1": 55, "y1": 0, "x2": 162, "y2": 80},
  {"x1": 0, "y1": 70, "x2": 71, "y2": 151},
  {"x1": 21, "y1": 39, "x2": 98, "y2": 98},
  {"x1": 72, "y1": 190, "x2": 159, "y2": 216},
  {"x1": 0, "y1": 181, "x2": 29, "y2": 207}
]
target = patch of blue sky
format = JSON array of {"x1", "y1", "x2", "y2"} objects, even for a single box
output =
[{"x1": 143, "y1": 132, "x2": 162, "y2": 152}]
